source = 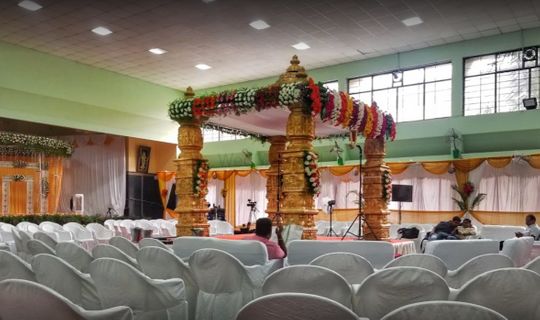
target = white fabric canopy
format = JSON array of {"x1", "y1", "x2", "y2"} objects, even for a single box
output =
[{"x1": 206, "y1": 178, "x2": 224, "y2": 208}]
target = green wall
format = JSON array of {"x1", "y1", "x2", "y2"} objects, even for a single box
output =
[{"x1": 202, "y1": 28, "x2": 540, "y2": 168}]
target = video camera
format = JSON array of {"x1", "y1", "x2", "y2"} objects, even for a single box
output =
[{"x1": 247, "y1": 199, "x2": 257, "y2": 208}]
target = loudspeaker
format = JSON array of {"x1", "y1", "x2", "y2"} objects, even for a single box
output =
[
  {"x1": 392, "y1": 185, "x2": 413, "y2": 202},
  {"x1": 523, "y1": 97, "x2": 537, "y2": 110}
]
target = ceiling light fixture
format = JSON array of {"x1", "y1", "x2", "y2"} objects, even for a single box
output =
[
  {"x1": 249, "y1": 20, "x2": 270, "y2": 30},
  {"x1": 401, "y1": 16, "x2": 423, "y2": 27},
  {"x1": 91, "y1": 26, "x2": 113, "y2": 36},
  {"x1": 195, "y1": 64, "x2": 212, "y2": 70},
  {"x1": 149, "y1": 48, "x2": 167, "y2": 55},
  {"x1": 201, "y1": 0, "x2": 215, "y2": 3},
  {"x1": 292, "y1": 42, "x2": 310, "y2": 50},
  {"x1": 18, "y1": 0, "x2": 42, "y2": 11}
]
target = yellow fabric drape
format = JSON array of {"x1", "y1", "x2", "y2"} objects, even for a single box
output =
[
  {"x1": 47, "y1": 157, "x2": 64, "y2": 213},
  {"x1": 387, "y1": 162, "x2": 413, "y2": 175},
  {"x1": 209, "y1": 170, "x2": 235, "y2": 181},
  {"x1": 327, "y1": 165, "x2": 356, "y2": 176},
  {"x1": 9, "y1": 181, "x2": 27, "y2": 215},
  {"x1": 453, "y1": 158, "x2": 485, "y2": 173},
  {"x1": 421, "y1": 162, "x2": 451, "y2": 175},
  {"x1": 156, "y1": 171, "x2": 176, "y2": 218},
  {"x1": 487, "y1": 157, "x2": 512, "y2": 168},
  {"x1": 224, "y1": 174, "x2": 236, "y2": 224},
  {"x1": 526, "y1": 155, "x2": 540, "y2": 169}
]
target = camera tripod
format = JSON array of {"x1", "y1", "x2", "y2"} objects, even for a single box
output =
[{"x1": 325, "y1": 201, "x2": 339, "y2": 237}]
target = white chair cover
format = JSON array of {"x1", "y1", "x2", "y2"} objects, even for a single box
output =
[
  {"x1": 445, "y1": 253, "x2": 514, "y2": 288},
  {"x1": 109, "y1": 236, "x2": 139, "y2": 259},
  {"x1": 119, "y1": 220, "x2": 136, "y2": 238},
  {"x1": 309, "y1": 252, "x2": 374, "y2": 285},
  {"x1": 104, "y1": 220, "x2": 123, "y2": 237},
  {"x1": 0, "y1": 279, "x2": 133, "y2": 320},
  {"x1": 27, "y1": 239, "x2": 56, "y2": 256},
  {"x1": 236, "y1": 293, "x2": 361, "y2": 320},
  {"x1": 479, "y1": 225, "x2": 526, "y2": 241},
  {"x1": 16, "y1": 222, "x2": 40, "y2": 235},
  {"x1": 287, "y1": 240, "x2": 394, "y2": 269},
  {"x1": 455, "y1": 268, "x2": 540, "y2": 320},
  {"x1": 39, "y1": 221, "x2": 74, "y2": 242},
  {"x1": 56, "y1": 242, "x2": 94, "y2": 273},
  {"x1": 353, "y1": 266, "x2": 449, "y2": 320},
  {"x1": 208, "y1": 220, "x2": 234, "y2": 236},
  {"x1": 160, "y1": 220, "x2": 177, "y2": 237},
  {"x1": 0, "y1": 250, "x2": 35, "y2": 281},
  {"x1": 92, "y1": 244, "x2": 139, "y2": 270},
  {"x1": 86, "y1": 223, "x2": 114, "y2": 243},
  {"x1": 189, "y1": 249, "x2": 257, "y2": 320},
  {"x1": 523, "y1": 255, "x2": 540, "y2": 275},
  {"x1": 0, "y1": 223, "x2": 16, "y2": 252},
  {"x1": 139, "y1": 238, "x2": 172, "y2": 251},
  {"x1": 63, "y1": 223, "x2": 97, "y2": 251},
  {"x1": 11, "y1": 228, "x2": 32, "y2": 260},
  {"x1": 380, "y1": 300, "x2": 508, "y2": 320},
  {"x1": 424, "y1": 239, "x2": 499, "y2": 270},
  {"x1": 137, "y1": 247, "x2": 198, "y2": 320},
  {"x1": 135, "y1": 220, "x2": 161, "y2": 236},
  {"x1": 501, "y1": 236, "x2": 534, "y2": 267},
  {"x1": 262, "y1": 265, "x2": 352, "y2": 308},
  {"x1": 34, "y1": 231, "x2": 58, "y2": 248},
  {"x1": 90, "y1": 258, "x2": 187, "y2": 320},
  {"x1": 384, "y1": 254, "x2": 448, "y2": 277},
  {"x1": 316, "y1": 221, "x2": 330, "y2": 236},
  {"x1": 31, "y1": 253, "x2": 101, "y2": 310}
]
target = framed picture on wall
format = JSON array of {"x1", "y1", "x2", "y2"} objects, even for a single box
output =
[{"x1": 137, "y1": 146, "x2": 151, "y2": 173}]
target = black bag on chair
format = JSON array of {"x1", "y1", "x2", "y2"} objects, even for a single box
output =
[{"x1": 397, "y1": 227, "x2": 420, "y2": 239}]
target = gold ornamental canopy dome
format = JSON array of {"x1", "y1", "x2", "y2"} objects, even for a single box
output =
[{"x1": 276, "y1": 55, "x2": 308, "y2": 85}]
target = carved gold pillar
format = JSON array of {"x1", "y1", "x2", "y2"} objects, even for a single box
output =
[
  {"x1": 277, "y1": 56, "x2": 318, "y2": 239},
  {"x1": 362, "y1": 137, "x2": 390, "y2": 239},
  {"x1": 174, "y1": 87, "x2": 209, "y2": 236},
  {"x1": 265, "y1": 135, "x2": 287, "y2": 221}
]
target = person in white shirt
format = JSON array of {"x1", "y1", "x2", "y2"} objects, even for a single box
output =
[{"x1": 516, "y1": 214, "x2": 540, "y2": 240}]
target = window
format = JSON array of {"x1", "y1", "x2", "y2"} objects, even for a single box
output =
[
  {"x1": 464, "y1": 47, "x2": 540, "y2": 115},
  {"x1": 203, "y1": 128, "x2": 247, "y2": 142},
  {"x1": 348, "y1": 62, "x2": 452, "y2": 122},
  {"x1": 322, "y1": 80, "x2": 339, "y2": 92}
]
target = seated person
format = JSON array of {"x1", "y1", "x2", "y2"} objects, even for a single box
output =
[
  {"x1": 429, "y1": 216, "x2": 461, "y2": 240},
  {"x1": 456, "y1": 218, "x2": 476, "y2": 239},
  {"x1": 516, "y1": 214, "x2": 540, "y2": 240},
  {"x1": 244, "y1": 218, "x2": 287, "y2": 259}
]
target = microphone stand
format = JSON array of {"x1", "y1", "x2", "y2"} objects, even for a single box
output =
[{"x1": 325, "y1": 202, "x2": 338, "y2": 237}]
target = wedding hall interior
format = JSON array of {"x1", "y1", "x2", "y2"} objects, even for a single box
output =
[{"x1": 1, "y1": 0, "x2": 540, "y2": 319}]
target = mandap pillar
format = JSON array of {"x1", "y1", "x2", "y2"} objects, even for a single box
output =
[
  {"x1": 265, "y1": 135, "x2": 287, "y2": 221},
  {"x1": 362, "y1": 137, "x2": 391, "y2": 239},
  {"x1": 174, "y1": 87, "x2": 210, "y2": 236},
  {"x1": 278, "y1": 56, "x2": 318, "y2": 239}
]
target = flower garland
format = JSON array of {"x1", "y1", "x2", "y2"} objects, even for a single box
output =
[
  {"x1": 168, "y1": 78, "x2": 397, "y2": 141},
  {"x1": 303, "y1": 151, "x2": 321, "y2": 196},
  {"x1": 0, "y1": 131, "x2": 73, "y2": 157},
  {"x1": 13, "y1": 174, "x2": 25, "y2": 182},
  {"x1": 381, "y1": 170, "x2": 392, "y2": 204},
  {"x1": 193, "y1": 160, "x2": 209, "y2": 197}
]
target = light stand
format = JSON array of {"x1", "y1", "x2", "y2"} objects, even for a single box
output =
[
  {"x1": 272, "y1": 152, "x2": 284, "y2": 224},
  {"x1": 325, "y1": 200, "x2": 338, "y2": 237}
]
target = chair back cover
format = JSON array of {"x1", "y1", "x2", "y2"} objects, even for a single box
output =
[
  {"x1": 208, "y1": 220, "x2": 234, "y2": 235},
  {"x1": 479, "y1": 225, "x2": 526, "y2": 241},
  {"x1": 92, "y1": 244, "x2": 139, "y2": 269},
  {"x1": 445, "y1": 253, "x2": 514, "y2": 288},
  {"x1": 86, "y1": 223, "x2": 114, "y2": 241},
  {"x1": 523, "y1": 255, "x2": 540, "y2": 275},
  {"x1": 0, "y1": 279, "x2": 133, "y2": 320},
  {"x1": 262, "y1": 264, "x2": 353, "y2": 308},
  {"x1": 109, "y1": 236, "x2": 139, "y2": 259},
  {"x1": 500, "y1": 236, "x2": 534, "y2": 267},
  {"x1": 384, "y1": 253, "x2": 448, "y2": 277},
  {"x1": 31, "y1": 253, "x2": 101, "y2": 310},
  {"x1": 139, "y1": 238, "x2": 171, "y2": 250},
  {"x1": 64, "y1": 222, "x2": 94, "y2": 240},
  {"x1": 287, "y1": 240, "x2": 394, "y2": 269},
  {"x1": 309, "y1": 252, "x2": 374, "y2": 285},
  {"x1": 455, "y1": 268, "x2": 540, "y2": 320},
  {"x1": 236, "y1": 293, "x2": 360, "y2": 320},
  {"x1": 380, "y1": 300, "x2": 508, "y2": 320},
  {"x1": 56, "y1": 242, "x2": 94, "y2": 273},
  {"x1": 27, "y1": 239, "x2": 56, "y2": 256},
  {"x1": 189, "y1": 249, "x2": 256, "y2": 320},
  {"x1": 0, "y1": 250, "x2": 35, "y2": 281},
  {"x1": 90, "y1": 258, "x2": 187, "y2": 320},
  {"x1": 173, "y1": 237, "x2": 269, "y2": 266},
  {"x1": 34, "y1": 231, "x2": 58, "y2": 248},
  {"x1": 16, "y1": 221, "x2": 40, "y2": 234},
  {"x1": 424, "y1": 239, "x2": 499, "y2": 270},
  {"x1": 160, "y1": 220, "x2": 177, "y2": 237},
  {"x1": 353, "y1": 266, "x2": 449, "y2": 320},
  {"x1": 40, "y1": 221, "x2": 73, "y2": 241},
  {"x1": 0, "y1": 223, "x2": 15, "y2": 242},
  {"x1": 11, "y1": 228, "x2": 30, "y2": 257}
]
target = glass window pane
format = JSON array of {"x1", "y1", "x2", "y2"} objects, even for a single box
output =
[
  {"x1": 497, "y1": 70, "x2": 528, "y2": 113},
  {"x1": 397, "y1": 85, "x2": 423, "y2": 122},
  {"x1": 372, "y1": 88, "x2": 397, "y2": 120},
  {"x1": 425, "y1": 80, "x2": 452, "y2": 119},
  {"x1": 373, "y1": 73, "x2": 392, "y2": 90},
  {"x1": 349, "y1": 77, "x2": 371, "y2": 93},
  {"x1": 348, "y1": 78, "x2": 361, "y2": 93},
  {"x1": 403, "y1": 68, "x2": 424, "y2": 85},
  {"x1": 496, "y1": 51, "x2": 521, "y2": 72},
  {"x1": 323, "y1": 81, "x2": 339, "y2": 92},
  {"x1": 465, "y1": 55, "x2": 496, "y2": 76},
  {"x1": 425, "y1": 63, "x2": 452, "y2": 81},
  {"x1": 351, "y1": 92, "x2": 372, "y2": 104},
  {"x1": 464, "y1": 75, "x2": 495, "y2": 115},
  {"x1": 532, "y1": 67, "x2": 540, "y2": 102}
]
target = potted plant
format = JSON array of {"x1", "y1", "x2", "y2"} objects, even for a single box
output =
[{"x1": 451, "y1": 181, "x2": 486, "y2": 214}]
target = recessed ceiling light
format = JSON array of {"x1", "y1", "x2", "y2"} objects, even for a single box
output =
[
  {"x1": 149, "y1": 48, "x2": 167, "y2": 55},
  {"x1": 201, "y1": 0, "x2": 215, "y2": 3},
  {"x1": 91, "y1": 26, "x2": 113, "y2": 36},
  {"x1": 401, "y1": 16, "x2": 423, "y2": 27},
  {"x1": 249, "y1": 20, "x2": 270, "y2": 30},
  {"x1": 18, "y1": 0, "x2": 42, "y2": 11},
  {"x1": 195, "y1": 64, "x2": 212, "y2": 70},
  {"x1": 292, "y1": 42, "x2": 310, "y2": 50}
]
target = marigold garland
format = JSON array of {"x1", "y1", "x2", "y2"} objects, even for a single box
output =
[{"x1": 193, "y1": 160, "x2": 209, "y2": 197}]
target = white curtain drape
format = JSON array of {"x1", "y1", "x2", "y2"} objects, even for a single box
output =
[
  {"x1": 389, "y1": 164, "x2": 457, "y2": 211},
  {"x1": 206, "y1": 178, "x2": 224, "y2": 207},
  {"x1": 316, "y1": 169, "x2": 361, "y2": 210},
  {"x1": 470, "y1": 158, "x2": 540, "y2": 211},
  {"x1": 59, "y1": 135, "x2": 126, "y2": 216},
  {"x1": 235, "y1": 172, "x2": 267, "y2": 226}
]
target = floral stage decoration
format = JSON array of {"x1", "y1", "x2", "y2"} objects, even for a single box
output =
[
  {"x1": 381, "y1": 170, "x2": 392, "y2": 204},
  {"x1": 451, "y1": 181, "x2": 486, "y2": 212},
  {"x1": 0, "y1": 131, "x2": 73, "y2": 157},
  {"x1": 303, "y1": 151, "x2": 321, "y2": 196},
  {"x1": 193, "y1": 160, "x2": 209, "y2": 197},
  {"x1": 169, "y1": 79, "x2": 396, "y2": 141}
]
